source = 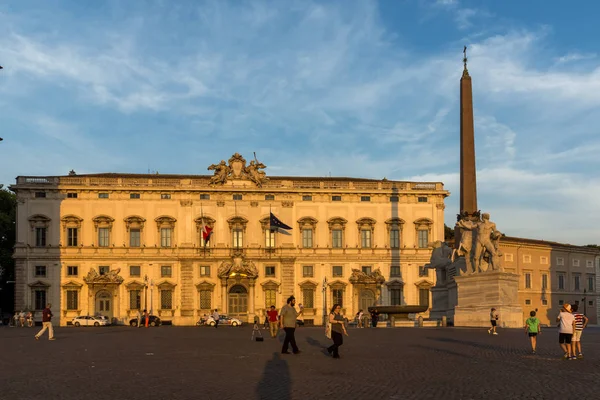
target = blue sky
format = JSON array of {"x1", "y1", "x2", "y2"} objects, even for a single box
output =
[{"x1": 1, "y1": 0, "x2": 599, "y2": 245}]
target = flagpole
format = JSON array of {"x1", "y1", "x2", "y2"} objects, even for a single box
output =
[{"x1": 201, "y1": 203, "x2": 205, "y2": 256}]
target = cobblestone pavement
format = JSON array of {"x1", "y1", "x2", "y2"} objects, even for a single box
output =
[{"x1": 1, "y1": 325, "x2": 599, "y2": 400}]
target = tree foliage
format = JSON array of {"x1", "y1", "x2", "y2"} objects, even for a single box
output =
[
  {"x1": 444, "y1": 224, "x2": 455, "y2": 241},
  {"x1": 0, "y1": 185, "x2": 16, "y2": 314}
]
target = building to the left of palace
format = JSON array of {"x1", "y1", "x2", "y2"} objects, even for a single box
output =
[{"x1": 10, "y1": 153, "x2": 448, "y2": 326}]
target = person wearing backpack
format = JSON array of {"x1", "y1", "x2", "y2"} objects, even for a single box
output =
[{"x1": 525, "y1": 310, "x2": 541, "y2": 354}]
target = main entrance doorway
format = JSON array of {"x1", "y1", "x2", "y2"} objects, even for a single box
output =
[
  {"x1": 228, "y1": 285, "x2": 248, "y2": 319},
  {"x1": 359, "y1": 289, "x2": 376, "y2": 312},
  {"x1": 95, "y1": 290, "x2": 113, "y2": 319}
]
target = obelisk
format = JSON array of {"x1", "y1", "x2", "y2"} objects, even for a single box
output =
[{"x1": 459, "y1": 46, "x2": 478, "y2": 218}]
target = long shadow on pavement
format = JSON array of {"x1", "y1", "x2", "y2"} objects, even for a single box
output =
[
  {"x1": 426, "y1": 336, "x2": 501, "y2": 350},
  {"x1": 256, "y1": 352, "x2": 291, "y2": 400}
]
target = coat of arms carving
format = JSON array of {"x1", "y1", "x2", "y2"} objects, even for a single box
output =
[{"x1": 207, "y1": 153, "x2": 269, "y2": 187}]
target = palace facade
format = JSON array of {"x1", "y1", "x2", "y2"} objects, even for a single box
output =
[{"x1": 11, "y1": 153, "x2": 448, "y2": 326}]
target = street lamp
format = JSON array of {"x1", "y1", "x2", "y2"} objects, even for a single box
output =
[
  {"x1": 144, "y1": 274, "x2": 148, "y2": 311},
  {"x1": 322, "y1": 276, "x2": 328, "y2": 326},
  {"x1": 582, "y1": 289, "x2": 587, "y2": 315}
]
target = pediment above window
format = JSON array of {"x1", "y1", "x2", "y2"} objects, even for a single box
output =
[
  {"x1": 414, "y1": 218, "x2": 433, "y2": 230},
  {"x1": 298, "y1": 279, "x2": 318, "y2": 289},
  {"x1": 414, "y1": 279, "x2": 433, "y2": 288},
  {"x1": 28, "y1": 280, "x2": 50, "y2": 288},
  {"x1": 195, "y1": 281, "x2": 216, "y2": 291},
  {"x1": 385, "y1": 218, "x2": 405, "y2": 227},
  {"x1": 61, "y1": 215, "x2": 83, "y2": 228},
  {"x1": 29, "y1": 214, "x2": 51, "y2": 230},
  {"x1": 227, "y1": 216, "x2": 248, "y2": 228},
  {"x1": 155, "y1": 216, "x2": 176, "y2": 230},
  {"x1": 157, "y1": 280, "x2": 177, "y2": 290},
  {"x1": 93, "y1": 215, "x2": 115, "y2": 230},
  {"x1": 260, "y1": 279, "x2": 281, "y2": 289},
  {"x1": 194, "y1": 216, "x2": 215, "y2": 231},
  {"x1": 125, "y1": 280, "x2": 146, "y2": 290},
  {"x1": 356, "y1": 217, "x2": 376, "y2": 227},
  {"x1": 61, "y1": 280, "x2": 83, "y2": 289},
  {"x1": 297, "y1": 217, "x2": 318, "y2": 228},
  {"x1": 385, "y1": 278, "x2": 405, "y2": 287},
  {"x1": 124, "y1": 215, "x2": 146, "y2": 231},
  {"x1": 327, "y1": 217, "x2": 347, "y2": 229},
  {"x1": 327, "y1": 279, "x2": 348, "y2": 289}
]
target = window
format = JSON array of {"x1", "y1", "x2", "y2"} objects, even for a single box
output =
[
  {"x1": 130, "y1": 229, "x2": 141, "y2": 247},
  {"x1": 419, "y1": 288, "x2": 430, "y2": 307},
  {"x1": 303, "y1": 265, "x2": 313, "y2": 278},
  {"x1": 542, "y1": 299, "x2": 548, "y2": 306},
  {"x1": 67, "y1": 266, "x2": 78, "y2": 276},
  {"x1": 360, "y1": 230, "x2": 372, "y2": 248},
  {"x1": 390, "y1": 196, "x2": 399, "y2": 202},
  {"x1": 332, "y1": 289, "x2": 344, "y2": 307},
  {"x1": 574, "y1": 275, "x2": 581, "y2": 291},
  {"x1": 361, "y1": 266, "x2": 372, "y2": 275},
  {"x1": 66, "y1": 290, "x2": 78, "y2": 310},
  {"x1": 525, "y1": 273, "x2": 531, "y2": 289},
  {"x1": 130, "y1": 193, "x2": 141, "y2": 199},
  {"x1": 200, "y1": 194, "x2": 210, "y2": 200},
  {"x1": 361, "y1": 196, "x2": 371, "y2": 202},
  {"x1": 160, "y1": 228, "x2": 172, "y2": 247},
  {"x1": 505, "y1": 254, "x2": 514, "y2": 262},
  {"x1": 302, "y1": 288, "x2": 315, "y2": 308},
  {"x1": 540, "y1": 256, "x2": 548, "y2": 265},
  {"x1": 573, "y1": 259, "x2": 580, "y2": 267},
  {"x1": 302, "y1": 229, "x2": 313, "y2": 248},
  {"x1": 233, "y1": 194, "x2": 243, "y2": 201},
  {"x1": 332, "y1": 266, "x2": 343, "y2": 277},
  {"x1": 67, "y1": 227, "x2": 78, "y2": 247},
  {"x1": 99, "y1": 266, "x2": 109, "y2": 275},
  {"x1": 264, "y1": 289, "x2": 276, "y2": 309},
  {"x1": 525, "y1": 299, "x2": 531, "y2": 305},
  {"x1": 67, "y1": 192, "x2": 78, "y2": 198},
  {"x1": 558, "y1": 300, "x2": 564, "y2": 306},
  {"x1": 265, "y1": 194, "x2": 275, "y2": 201},
  {"x1": 160, "y1": 290, "x2": 173, "y2": 309},
  {"x1": 200, "y1": 266, "x2": 211, "y2": 277},
  {"x1": 35, "y1": 265, "x2": 47, "y2": 277},
  {"x1": 417, "y1": 196, "x2": 427, "y2": 203},
  {"x1": 390, "y1": 265, "x2": 401, "y2": 277},
  {"x1": 332, "y1": 195, "x2": 342, "y2": 202},
  {"x1": 35, "y1": 192, "x2": 46, "y2": 198},
  {"x1": 265, "y1": 266, "x2": 276, "y2": 277},
  {"x1": 390, "y1": 229, "x2": 400, "y2": 249},
  {"x1": 542, "y1": 274, "x2": 548, "y2": 290},
  {"x1": 589, "y1": 301, "x2": 594, "y2": 306},
  {"x1": 419, "y1": 266, "x2": 428, "y2": 277},
  {"x1": 390, "y1": 288, "x2": 402, "y2": 306},
  {"x1": 302, "y1": 195, "x2": 312, "y2": 201},
  {"x1": 265, "y1": 229, "x2": 275, "y2": 248},
  {"x1": 129, "y1": 290, "x2": 141, "y2": 309},
  {"x1": 34, "y1": 290, "x2": 46, "y2": 310},
  {"x1": 161, "y1": 193, "x2": 171, "y2": 199},
  {"x1": 161, "y1": 266, "x2": 172, "y2": 277},
  {"x1": 523, "y1": 255, "x2": 531, "y2": 263},
  {"x1": 332, "y1": 229, "x2": 343, "y2": 248},
  {"x1": 587, "y1": 260, "x2": 594, "y2": 268},
  {"x1": 557, "y1": 257, "x2": 564, "y2": 266},
  {"x1": 558, "y1": 274, "x2": 565, "y2": 290},
  {"x1": 130, "y1": 266, "x2": 141, "y2": 277},
  {"x1": 98, "y1": 228, "x2": 110, "y2": 247},
  {"x1": 98, "y1": 193, "x2": 109, "y2": 199},
  {"x1": 35, "y1": 227, "x2": 47, "y2": 247},
  {"x1": 200, "y1": 290, "x2": 212, "y2": 309},
  {"x1": 588, "y1": 276, "x2": 594, "y2": 292},
  {"x1": 232, "y1": 229, "x2": 243, "y2": 248},
  {"x1": 417, "y1": 230, "x2": 428, "y2": 248}
]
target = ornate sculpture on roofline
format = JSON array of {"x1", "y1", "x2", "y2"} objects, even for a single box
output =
[
  {"x1": 452, "y1": 212, "x2": 503, "y2": 275},
  {"x1": 218, "y1": 255, "x2": 259, "y2": 279},
  {"x1": 83, "y1": 268, "x2": 124, "y2": 284},
  {"x1": 207, "y1": 153, "x2": 269, "y2": 187},
  {"x1": 349, "y1": 268, "x2": 385, "y2": 284}
]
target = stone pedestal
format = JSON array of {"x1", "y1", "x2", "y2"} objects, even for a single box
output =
[
  {"x1": 429, "y1": 286, "x2": 450, "y2": 321},
  {"x1": 452, "y1": 271, "x2": 523, "y2": 328}
]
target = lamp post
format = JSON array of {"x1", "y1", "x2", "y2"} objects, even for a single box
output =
[
  {"x1": 582, "y1": 289, "x2": 587, "y2": 316},
  {"x1": 322, "y1": 276, "x2": 328, "y2": 326},
  {"x1": 144, "y1": 274, "x2": 148, "y2": 311}
]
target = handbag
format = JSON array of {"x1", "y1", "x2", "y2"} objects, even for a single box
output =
[{"x1": 325, "y1": 321, "x2": 332, "y2": 339}]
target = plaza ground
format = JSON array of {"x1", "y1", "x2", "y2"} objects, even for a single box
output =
[{"x1": 1, "y1": 325, "x2": 599, "y2": 400}]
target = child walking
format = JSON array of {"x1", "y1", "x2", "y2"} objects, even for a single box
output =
[{"x1": 525, "y1": 310, "x2": 541, "y2": 354}]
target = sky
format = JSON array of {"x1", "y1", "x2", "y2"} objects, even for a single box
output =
[{"x1": 1, "y1": 0, "x2": 599, "y2": 245}]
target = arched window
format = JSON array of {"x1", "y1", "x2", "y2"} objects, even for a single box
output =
[
  {"x1": 356, "y1": 218, "x2": 376, "y2": 249},
  {"x1": 385, "y1": 218, "x2": 405, "y2": 249},
  {"x1": 227, "y1": 216, "x2": 248, "y2": 250},
  {"x1": 29, "y1": 214, "x2": 51, "y2": 247},
  {"x1": 92, "y1": 215, "x2": 115, "y2": 247},
  {"x1": 124, "y1": 216, "x2": 146, "y2": 247},
  {"x1": 61, "y1": 215, "x2": 83, "y2": 247},
  {"x1": 155, "y1": 216, "x2": 176, "y2": 248},
  {"x1": 413, "y1": 218, "x2": 433, "y2": 248},
  {"x1": 297, "y1": 217, "x2": 318, "y2": 249},
  {"x1": 327, "y1": 217, "x2": 347, "y2": 248}
]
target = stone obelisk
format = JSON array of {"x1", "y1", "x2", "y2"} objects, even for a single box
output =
[{"x1": 459, "y1": 46, "x2": 478, "y2": 218}]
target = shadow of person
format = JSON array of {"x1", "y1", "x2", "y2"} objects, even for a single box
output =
[
  {"x1": 256, "y1": 352, "x2": 291, "y2": 400},
  {"x1": 306, "y1": 336, "x2": 325, "y2": 348}
]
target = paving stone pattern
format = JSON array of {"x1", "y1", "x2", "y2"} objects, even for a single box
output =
[{"x1": 1, "y1": 325, "x2": 599, "y2": 400}]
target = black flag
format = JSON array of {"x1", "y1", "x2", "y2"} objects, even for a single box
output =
[{"x1": 270, "y1": 212, "x2": 292, "y2": 232}]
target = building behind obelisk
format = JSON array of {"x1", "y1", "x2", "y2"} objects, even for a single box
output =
[{"x1": 430, "y1": 48, "x2": 523, "y2": 328}]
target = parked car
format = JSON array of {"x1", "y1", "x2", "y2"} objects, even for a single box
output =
[
  {"x1": 72, "y1": 315, "x2": 110, "y2": 327},
  {"x1": 205, "y1": 315, "x2": 242, "y2": 327},
  {"x1": 130, "y1": 315, "x2": 161, "y2": 327}
]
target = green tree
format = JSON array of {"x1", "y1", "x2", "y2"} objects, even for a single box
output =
[
  {"x1": 0, "y1": 185, "x2": 17, "y2": 316},
  {"x1": 444, "y1": 224, "x2": 455, "y2": 241}
]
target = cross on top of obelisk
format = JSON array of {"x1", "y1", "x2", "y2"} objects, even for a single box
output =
[{"x1": 463, "y1": 45, "x2": 469, "y2": 76}]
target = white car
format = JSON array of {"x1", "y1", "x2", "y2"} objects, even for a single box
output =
[
  {"x1": 205, "y1": 315, "x2": 243, "y2": 327},
  {"x1": 72, "y1": 315, "x2": 110, "y2": 327}
]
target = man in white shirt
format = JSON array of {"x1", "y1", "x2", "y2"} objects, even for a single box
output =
[
  {"x1": 212, "y1": 309, "x2": 220, "y2": 329},
  {"x1": 557, "y1": 303, "x2": 576, "y2": 360}
]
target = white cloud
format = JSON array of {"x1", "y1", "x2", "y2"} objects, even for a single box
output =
[{"x1": 556, "y1": 52, "x2": 596, "y2": 64}]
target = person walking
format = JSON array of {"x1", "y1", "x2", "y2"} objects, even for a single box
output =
[
  {"x1": 557, "y1": 303, "x2": 576, "y2": 360},
  {"x1": 280, "y1": 296, "x2": 302, "y2": 354},
  {"x1": 136, "y1": 309, "x2": 142, "y2": 328},
  {"x1": 34, "y1": 304, "x2": 55, "y2": 341},
  {"x1": 488, "y1": 308, "x2": 499, "y2": 335},
  {"x1": 525, "y1": 310, "x2": 541, "y2": 354},
  {"x1": 143, "y1": 309, "x2": 149, "y2": 327},
  {"x1": 356, "y1": 310, "x2": 364, "y2": 328},
  {"x1": 571, "y1": 304, "x2": 588, "y2": 359},
  {"x1": 327, "y1": 304, "x2": 348, "y2": 359},
  {"x1": 266, "y1": 305, "x2": 279, "y2": 338},
  {"x1": 212, "y1": 309, "x2": 220, "y2": 328},
  {"x1": 370, "y1": 309, "x2": 379, "y2": 328}
]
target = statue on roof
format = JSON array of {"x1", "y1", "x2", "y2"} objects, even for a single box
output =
[
  {"x1": 207, "y1": 153, "x2": 268, "y2": 187},
  {"x1": 245, "y1": 158, "x2": 268, "y2": 188},
  {"x1": 208, "y1": 160, "x2": 230, "y2": 185}
]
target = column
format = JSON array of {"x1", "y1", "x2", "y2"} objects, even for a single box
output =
[
  {"x1": 248, "y1": 280, "x2": 255, "y2": 321},
  {"x1": 220, "y1": 278, "x2": 227, "y2": 313}
]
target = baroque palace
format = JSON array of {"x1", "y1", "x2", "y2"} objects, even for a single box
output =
[{"x1": 11, "y1": 153, "x2": 448, "y2": 326}]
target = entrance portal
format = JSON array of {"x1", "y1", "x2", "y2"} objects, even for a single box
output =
[
  {"x1": 228, "y1": 285, "x2": 248, "y2": 319},
  {"x1": 359, "y1": 289, "x2": 375, "y2": 312},
  {"x1": 95, "y1": 290, "x2": 113, "y2": 319}
]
